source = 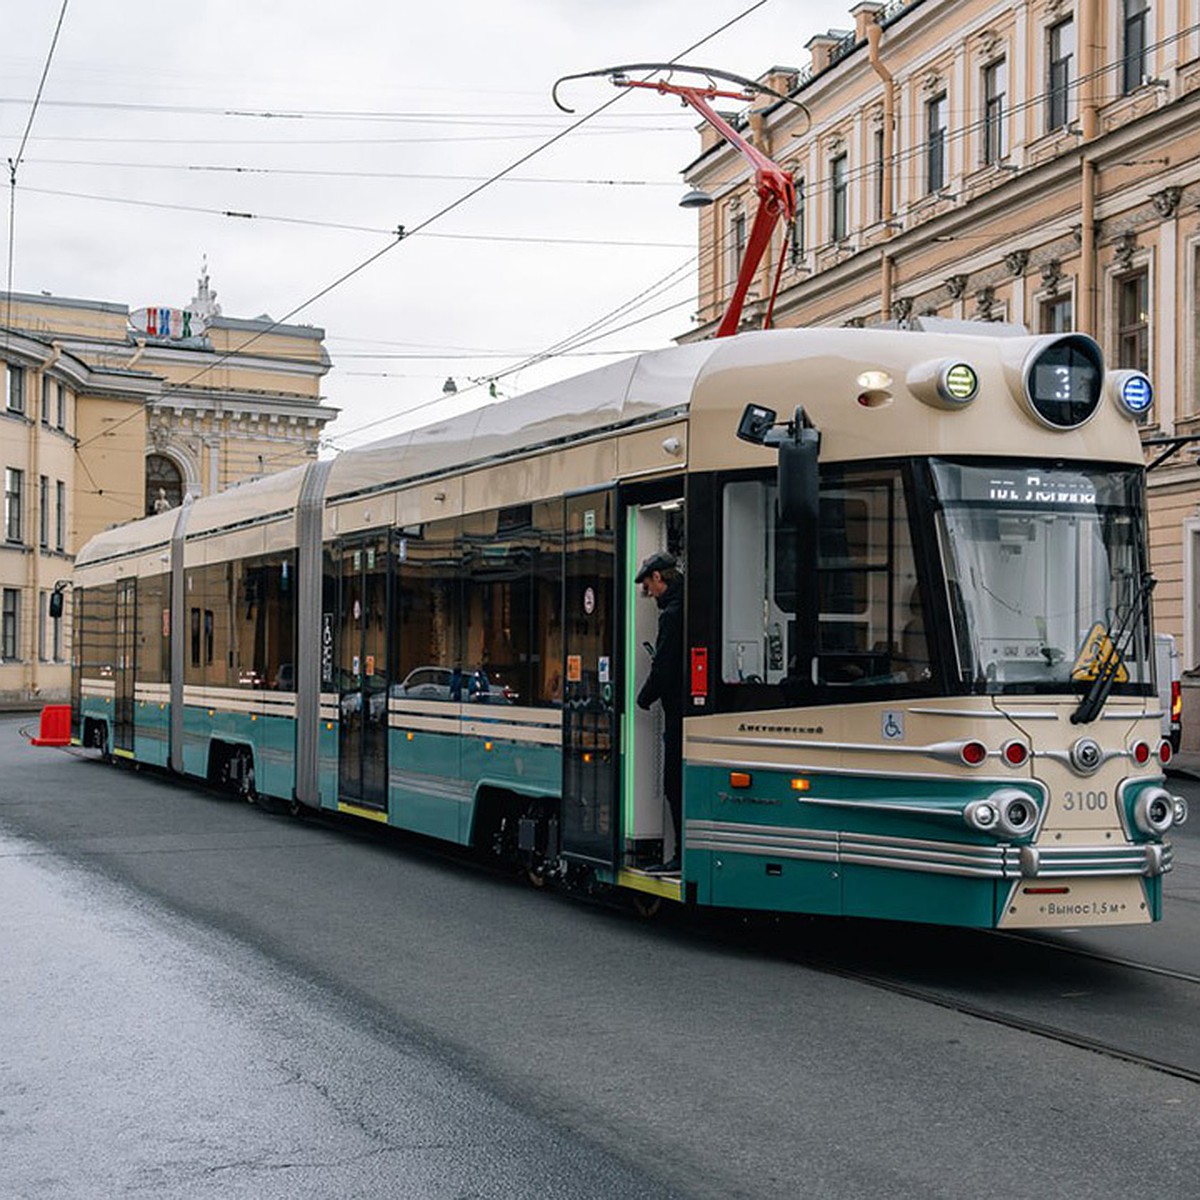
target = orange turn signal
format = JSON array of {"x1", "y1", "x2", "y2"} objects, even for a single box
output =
[
  {"x1": 791, "y1": 778, "x2": 810, "y2": 792},
  {"x1": 729, "y1": 772, "x2": 752, "y2": 789}
]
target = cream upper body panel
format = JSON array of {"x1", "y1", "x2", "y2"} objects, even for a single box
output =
[
  {"x1": 688, "y1": 328, "x2": 1143, "y2": 472},
  {"x1": 73, "y1": 327, "x2": 1141, "y2": 571}
]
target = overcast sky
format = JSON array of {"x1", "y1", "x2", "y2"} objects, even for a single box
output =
[{"x1": 3, "y1": 0, "x2": 850, "y2": 451}]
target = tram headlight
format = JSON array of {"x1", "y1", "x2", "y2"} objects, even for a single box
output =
[
  {"x1": 964, "y1": 791, "x2": 1040, "y2": 837},
  {"x1": 964, "y1": 799, "x2": 999, "y2": 832},
  {"x1": 1133, "y1": 786, "x2": 1175, "y2": 836},
  {"x1": 1172, "y1": 795, "x2": 1189, "y2": 827},
  {"x1": 991, "y1": 788, "x2": 1040, "y2": 838}
]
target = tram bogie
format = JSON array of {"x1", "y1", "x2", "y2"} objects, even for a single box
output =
[{"x1": 63, "y1": 327, "x2": 1186, "y2": 930}]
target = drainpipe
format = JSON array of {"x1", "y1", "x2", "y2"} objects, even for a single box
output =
[
  {"x1": 867, "y1": 18, "x2": 896, "y2": 320},
  {"x1": 1080, "y1": 159, "x2": 1096, "y2": 336},
  {"x1": 1078, "y1": 0, "x2": 1098, "y2": 335}
]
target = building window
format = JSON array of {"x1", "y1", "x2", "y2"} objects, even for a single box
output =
[
  {"x1": 38, "y1": 590, "x2": 47, "y2": 662},
  {"x1": 55, "y1": 480, "x2": 65, "y2": 552},
  {"x1": 1117, "y1": 270, "x2": 1150, "y2": 373},
  {"x1": 1040, "y1": 296, "x2": 1073, "y2": 333},
  {"x1": 40, "y1": 376, "x2": 51, "y2": 426},
  {"x1": 729, "y1": 206, "x2": 746, "y2": 286},
  {"x1": 5, "y1": 468, "x2": 23, "y2": 543},
  {"x1": 145, "y1": 453, "x2": 183, "y2": 517},
  {"x1": 927, "y1": 94, "x2": 948, "y2": 193},
  {"x1": 56, "y1": 382, "x2": 66, "y2": 430},
  {"x1": 1123, "y1": 0, "x2": 1149, "y2": 94},
  {"x1": 1047, "y1": 18, "x2": 1074, "y2": 132},
  {"x1": 831, "y1": 154, "x2": 848, "y2": 242},
  {"x1": 2, "y1": 588, "x2": 18, "y2": 661},
  {"x1": 790, "y1": 179, "x2": 806, "y2": 261},
  {"x1": 39, "y1": 476, "x2": 48, "y2": 549},
  {"x1": 6, "y1": 365, "x2": 25, "y2": 415},
  {"x1": 983, "y1": 59, "x2": 1007, "y2": 164}
]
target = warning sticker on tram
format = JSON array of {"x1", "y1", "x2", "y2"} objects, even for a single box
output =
[{"x1": 1070, "y1": 623, "x2": 1128, "y2": 683}]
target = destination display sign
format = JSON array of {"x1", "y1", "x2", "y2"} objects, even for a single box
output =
[{"x1": 930, "y1": 461, "x2": 1136, "y2": 511}]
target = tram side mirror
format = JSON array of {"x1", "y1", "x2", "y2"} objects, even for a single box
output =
[
  {"x1": 48, "y1": 588, "x2": 64, "y2": 620},
  {"x1": 778, "y1": 428, "x2": 820, "y2": 529},
  {"x1": 736, "y1": 403, "x2": 778, "y2": 445}
]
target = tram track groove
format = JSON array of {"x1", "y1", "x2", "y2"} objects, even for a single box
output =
[
  {"x1": 794, "y1": 953, "x2": 1200, "y2": 1086},
  {"x1": 996, "y1": 930, "x2": 1200, "y2": 988}
]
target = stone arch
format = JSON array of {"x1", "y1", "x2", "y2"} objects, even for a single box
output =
[{"x1": 145, "y1": 451, "x2": 195, "y2": 515}]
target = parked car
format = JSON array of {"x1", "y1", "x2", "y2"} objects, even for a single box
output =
[
  {"x1": 1155, "y1": 632, "x2": 1182, "y2": 753},
  {"x1": 392, "y1": 666, "x2": 516, "y2": 704}
]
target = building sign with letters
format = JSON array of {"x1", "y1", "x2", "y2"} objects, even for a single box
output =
[{"x1": 130, "y1": 306, "x2": 209, "y2": 340}]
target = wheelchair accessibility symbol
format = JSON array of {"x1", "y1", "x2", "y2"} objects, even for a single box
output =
[{"x1": 882, "y1": 710, "x2": 905, "y2": 741}]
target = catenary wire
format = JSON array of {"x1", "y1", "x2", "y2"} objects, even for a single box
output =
[{"x1": 71, "y1": 0, "x2": 772, "y2": 456}]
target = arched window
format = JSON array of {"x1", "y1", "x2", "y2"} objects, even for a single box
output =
[{"x1": 145, "y1": 454, "x2": 183, "y2": 516}]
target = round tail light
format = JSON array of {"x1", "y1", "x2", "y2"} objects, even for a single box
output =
[
  {"x1": 1159, "y1": 740, "x2": 1173, "y2": 766},
  {"x1": 961, "y1": 741, "x2": 988, "y2": 767},
  {"x1": 1131, "y1": 740, "x2": 1151, "y2": 766},
  {"x1": 1002, "y1": 740, "x2": 1029, "y2": 767}
]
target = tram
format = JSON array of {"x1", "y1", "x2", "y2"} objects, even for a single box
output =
[{"x1": 63, "y1": 323, "x2": 1186, "y2": 929}]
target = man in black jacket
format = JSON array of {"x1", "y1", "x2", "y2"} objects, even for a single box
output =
[{"x1": 635, "y1": 551, "x2": 684, "y2": 874}]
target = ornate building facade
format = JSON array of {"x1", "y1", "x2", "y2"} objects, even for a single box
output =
[
  {"x1": 0, "y1": 268, "x2": 337, "y2": 703},
  {"x1": 682, "y1": 0, "x2": 1200, "y2": 695}
]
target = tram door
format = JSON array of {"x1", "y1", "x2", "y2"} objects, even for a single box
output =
[
  {"x1": 113, "y1": 577, "x2": 136, "y2": 754},
  {"x1": 336, "y1": 532, "x2": 390, "y2": 809},
  {"x1": 561, "y1": 489, "x2": 618, "y2": 867}
]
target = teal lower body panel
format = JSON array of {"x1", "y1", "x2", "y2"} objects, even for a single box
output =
[
  {"x1": 382, "y1": 727, "x2": 561, "y2": 846},
  {"x1": 1145, "y1": 875, "x2": 1163, "y2": 922},
  {"x1": 318, "y1": 719, "x2": 338, "y2": 809},
  {"x1": 179, "y1": 707, "x2": 295, "y2": 802},
  {"x1": 388, "y1": 726, "x2": 465, "y2": 842},
  {"x1": 79, "y1": 697, "x2": 113, "y2": 744},
  {"x1": 698, "y1": 847, "x2": 842, "y2": 915},
  {"x1": 133, "y1": 700, "x2": 170, "y2": 768},
  {"x1": 842, "y1": 865, "x2": 997, "y2": 927},
  {"x1": 253, "y1": 715, "x2": 296, "y2": 801},
  {"x1": 683, "y1": 763, "x2": 1026, "y2": 928}
]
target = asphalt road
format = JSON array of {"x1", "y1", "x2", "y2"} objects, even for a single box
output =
[{"x1": 3, "y1": 719, "x2": 1199, "y2": 1198}]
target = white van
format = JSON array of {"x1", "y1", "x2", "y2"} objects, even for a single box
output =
[{"x1": 1155, "y1": 632, "x2": 1182, "y2": 752}]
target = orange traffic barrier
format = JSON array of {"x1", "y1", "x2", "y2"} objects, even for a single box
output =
[{"x1": 31, "y1": 703, "x2": 72, "y2": 746}]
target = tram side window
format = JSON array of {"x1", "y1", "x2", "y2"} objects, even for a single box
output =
[
  {"x1": 818, "y1": 469, "x2": 927, "y2": 686},
  {"x1": 720, "y1": 469, "x2": 930, "y2": 702},
  {"x1": 78, "y1": 582, "x2": 118, "y2": 681},
  {"x1": 185, "y1": 565, "x2": 220, "y2": 686},
  {"x1": 229, "y1": 552, "x2": 296, "y2": 690},
  {"x1": 393, "y1": 518, "x2": 462, "y2": 702},
  {"x1": 463, "y1": 507, "x2": 533, "y2": 705},
  {"x1": 136, "y1": 573, "x2": 170, "y2": 685},
  {"x1": 460, "y1": 500, "x2": 563, "y2": 707}
]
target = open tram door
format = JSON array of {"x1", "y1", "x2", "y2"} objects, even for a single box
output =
[
  {"x1": 623, "y1": 488, "x2": 686, "y2": 870},
  {"x1": 560, "y1": 489, "x2": 619, "y2": 868}
]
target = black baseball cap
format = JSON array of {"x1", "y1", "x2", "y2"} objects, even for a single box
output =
[{"x1": 635, "y1": 551, "x2": 676, "y2": 583}]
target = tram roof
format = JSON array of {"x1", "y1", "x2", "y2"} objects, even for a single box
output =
[
  {"x1": 323, "y1": 341, "x2": 719, "y2": 500},
  {"x1": 76, "y1": 327, "x2": 1146, "y2": 567}
]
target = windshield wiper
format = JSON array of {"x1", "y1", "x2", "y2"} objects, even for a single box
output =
[{"x1": 1071, "y1": 572, "x2": 1155, "y2": 725}]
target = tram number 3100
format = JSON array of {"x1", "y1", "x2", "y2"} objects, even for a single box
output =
[{"x1": 1061, "y1": 789, "x2": 1109, "y2": 812}]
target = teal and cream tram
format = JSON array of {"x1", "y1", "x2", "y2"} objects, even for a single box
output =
[{"x1": 67, "y1": 324, "x2": 1186, "y2": 928}]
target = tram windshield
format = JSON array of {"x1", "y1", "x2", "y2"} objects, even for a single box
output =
[{"x1": 929, "y1": 460, "x2": 1152, "y2": 695}]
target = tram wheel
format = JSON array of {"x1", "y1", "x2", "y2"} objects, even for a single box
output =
[
  {"x1": 631, "y1": 893, "x2": 662, "y2": 920},
  {"x1": 525, "y1": 866, "x2": 548, "y2": 889},
  {"x1": 238, "y1": 753, "x2": 257, "y2": 803}
]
